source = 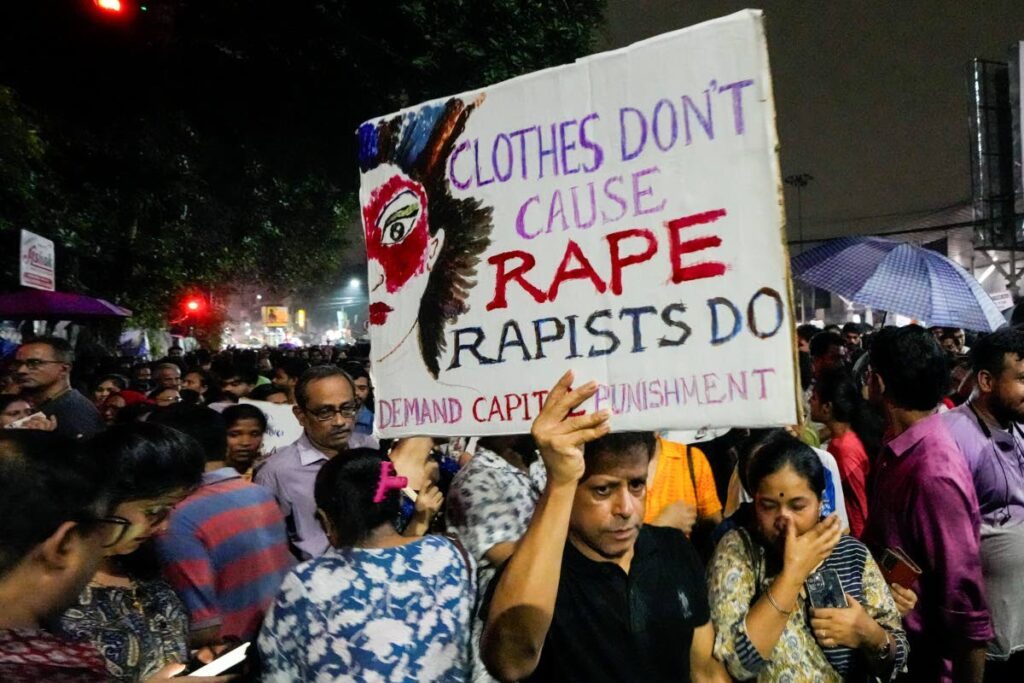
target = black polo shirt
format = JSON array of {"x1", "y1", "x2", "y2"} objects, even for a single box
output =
[
  {"x1": 38, "y1": 388, "x2": 104, "y2": 441},
  {"x1": 485, "y1": 525, "x2": 709, "y2": 682}
]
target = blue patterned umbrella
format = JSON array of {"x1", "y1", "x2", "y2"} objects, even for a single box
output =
[{"x1": 792, "y1": 236, "x2": 1005, "y2": 332}]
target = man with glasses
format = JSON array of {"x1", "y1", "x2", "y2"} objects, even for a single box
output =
[
  {"x1": 254, "y1": 365, "x2": 376, "y2": 560},
  {"x1": 0, "y1": 430, "x2": 116, "y2": 681},
  {"x1": 13, "y1": 336, "x2": 103, "y2": 440}
]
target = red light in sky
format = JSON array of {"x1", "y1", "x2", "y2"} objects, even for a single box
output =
[{"x1": 94, "y1": 0, "x2": 123, "y2": 12}]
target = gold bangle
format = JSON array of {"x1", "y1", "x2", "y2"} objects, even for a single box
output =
[{"x1": 766, "y1": 587, "x2": 793, "y2": 616}]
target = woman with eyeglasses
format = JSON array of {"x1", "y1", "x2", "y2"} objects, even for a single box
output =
[
  {"x1": 100, "y1": 390, "x2": 153, "y2": 426},
  {"x1": 58, "y1": 423, "x2": 204, "y2": 681},
  {"x1": 148, "y1": 387, "x2": 182, "y2": 409}
]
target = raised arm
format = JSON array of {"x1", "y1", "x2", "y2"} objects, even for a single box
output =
[{"x1": 481, "y1": 371, "x2": 610, "y2": 682}]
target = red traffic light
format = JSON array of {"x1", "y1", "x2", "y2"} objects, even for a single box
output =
[{"x1": 183, "y1": 297, "x2": 205, "y2": 314}]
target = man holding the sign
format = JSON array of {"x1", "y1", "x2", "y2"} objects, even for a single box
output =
[{"x1": 481, "y1": 371, "x2": 728, "y2": 683}]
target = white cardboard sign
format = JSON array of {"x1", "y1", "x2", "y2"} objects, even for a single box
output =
[
  {"x1": 357, "y1": 10, "x2": 797, "y2": 437},
  {"x1": 19, "y1": 229, "x2": 55, "y2": 291},
  {"x1": 239, "y1": 398, "x2": 303, "y2": 454}
]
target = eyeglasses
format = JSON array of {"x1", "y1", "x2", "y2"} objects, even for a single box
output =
[
  {"x1": 12, "y1": 359, "x2": 65, "y2": 370},
  {"x1": 141, "y1": 503, "x2": 177, "y2": 526},
  {"x1": 307, "y1": 402, "x2": 360, "y2": 421},
  {"x1": 82, "y1": 515, "x2": 132, "y2": 548},
  {"x1": 154, "y1": 396, "x2": 183, "y2": 405}
]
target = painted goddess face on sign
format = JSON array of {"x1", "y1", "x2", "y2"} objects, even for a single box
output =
[
  {"x1": 362, "y1": 166, "x2": 445, "y2": 336},
  {"x1": 358, "y1": 96, "x2": 492, "y2": 378}
]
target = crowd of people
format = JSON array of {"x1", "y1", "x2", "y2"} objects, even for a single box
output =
[{"x1": 0, "y1": 321, "x2": 1021, "y2": 682}]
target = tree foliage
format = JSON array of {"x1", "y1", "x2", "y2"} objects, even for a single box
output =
[{"x1": 0, "y1": 0, "x2": 605, "y2": 328}]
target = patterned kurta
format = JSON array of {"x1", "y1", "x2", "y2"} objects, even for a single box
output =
[
  {"x1": 708, "y1": 530, "x2": 908, "y2": 682},
  {"x1": 258, "y1": 535, "x2": 475, "y2": 682},
  {"x1": 0, "y1": 628, "x2": 108, "y2": 682},
  {"x1": 446, "y1": 448, "x2": 546, "y2": 683},
  {"x1": 59, "y1": 578, "x2": 189, "y2": 681},
  {"x1": 446, "y1": 449, "x2": 545, "y2": 599}
]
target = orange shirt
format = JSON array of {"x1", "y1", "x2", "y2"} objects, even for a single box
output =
[{"x1": 644, "y1": 438, "x2": 723, "y2": 524}]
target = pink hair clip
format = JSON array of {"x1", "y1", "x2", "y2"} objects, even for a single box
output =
[{"x1": 373, "y1": 461, "x2": 408, "y2": 503}]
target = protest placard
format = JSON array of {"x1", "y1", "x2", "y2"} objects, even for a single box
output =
[
  {"x1": 239, "y1": 398, "x2": 302, "y2": 454},
  {"x1": 357, "y1": 10, "x2": 798, "y2": 437}
]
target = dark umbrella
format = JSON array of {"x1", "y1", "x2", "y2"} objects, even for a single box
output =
[{"x1": 0, "y1": 290, "x2": 132, "y2": 320}]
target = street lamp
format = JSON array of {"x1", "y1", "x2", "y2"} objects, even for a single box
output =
[
  {"x1": 784, "y1": 173, "x2": 814, "y2": 322},
  {"x1": 349, "y1": 278, "x2": 361, "y2": 289}
]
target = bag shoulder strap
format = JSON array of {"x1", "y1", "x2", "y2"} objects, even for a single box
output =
[
  {"x1": 443, "y1": 532, "x2": 473, "y2": 576},
  {"x1": 736, "y1": 526, "x2": 764, "y2": 602},
  {"x1": 685, "y1": 445, "x2": 699, "y2": 506}
]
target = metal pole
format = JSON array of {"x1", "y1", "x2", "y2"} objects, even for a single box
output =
[
  {"x1": 797, "y1": 184, "x2": 805, "y2": 321},
  {"x1": 784, "y1": 173, "x2": 814, "y2": 322}
]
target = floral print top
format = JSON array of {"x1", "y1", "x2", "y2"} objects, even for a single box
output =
[
  {"x1": 258, "y1": 535, "x2": 475, "y2": 682},
  {"x1": 59, "y1": 577, "x2": 189, "y2": 681},
  {"x1": 708, "y1": 530, "x2": 909, "y2": 682}
]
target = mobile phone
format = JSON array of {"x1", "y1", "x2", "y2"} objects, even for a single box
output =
[
  {"x1": 4, "y1": 411, "x2": 47, "y2": 429},
  {"x1": 184, "y1": 642, "x2": 250, "y2": 677},
  {"x1": 806, "y1": 568, "x2": 848, "y2": 609},
  {"x1": 879, "y1": 547, "x2": 922, "y2": 588}
]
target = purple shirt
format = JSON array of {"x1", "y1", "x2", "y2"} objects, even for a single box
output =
[
  {"x1": 864, "y1": 411, "x2": 993, "y2": 682},
  {"x1": 253, "y1": 432, "x2": 378, "y2": 560},
  {"x1": 941, "y1": 403, "x2": 1024, "y2": 527}
]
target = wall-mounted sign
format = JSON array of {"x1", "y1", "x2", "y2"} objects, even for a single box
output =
[{"x1": 20, "y1": 229, "x2": 55, "y2": 291}]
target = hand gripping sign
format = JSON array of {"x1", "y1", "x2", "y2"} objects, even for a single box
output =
[{"x1": 357, "y1": 10, "x2": 799, "y2": 437}]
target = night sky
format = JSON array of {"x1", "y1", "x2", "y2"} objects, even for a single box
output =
[{"x1": 600, "y1": 1, "x2": 1024, "y2": 243}]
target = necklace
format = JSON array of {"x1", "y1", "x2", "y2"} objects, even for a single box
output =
[
  {"x1": 90, "y1": 575, "x2": 144, "y2": 613},
  {"x1": 34, "y1": 385, "x2": 71, "y2": 409}
]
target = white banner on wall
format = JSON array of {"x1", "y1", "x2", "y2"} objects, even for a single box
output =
[
  {"x1": 19, "y1": 229, "x2": 55, "y2": 291},
  {"x1": 357, "y1": 10, "x2": 798, "y2": 437}
]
